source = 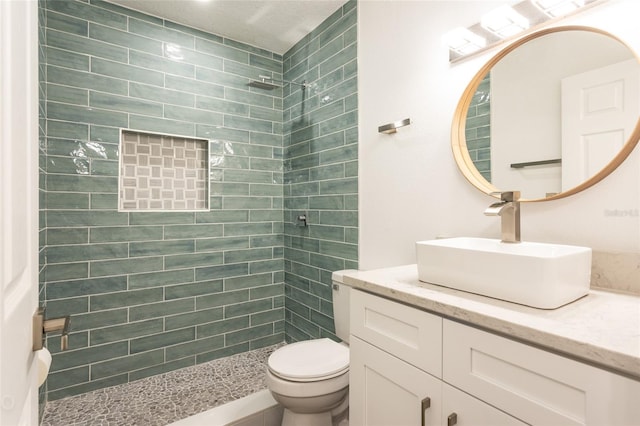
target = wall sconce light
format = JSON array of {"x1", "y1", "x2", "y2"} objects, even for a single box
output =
[
  {"x1": 531, "y1": 0, "x2": 586, "y2": 18},
  {"x1": 444, "y1": 27, "x2": 486, "y2": 55},
  {"x1": 481, "y1": 5, "x2": 529, "y2": 38}
]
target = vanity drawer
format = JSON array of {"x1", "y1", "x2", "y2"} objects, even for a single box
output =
[
  {"x1": 350, "y1": 289, "x2": 442, "y2": 378},
  {"x1": 443, "y1": 319, "x2": 640, "y2": 426}
]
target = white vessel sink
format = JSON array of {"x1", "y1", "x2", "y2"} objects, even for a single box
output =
[{"x1": 416, "y1": 237, "x2": 592, "y2": 309}]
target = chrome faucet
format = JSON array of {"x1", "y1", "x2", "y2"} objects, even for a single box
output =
[{"x1": 484, "y1": 191, "x2": 521, "y2": 243}]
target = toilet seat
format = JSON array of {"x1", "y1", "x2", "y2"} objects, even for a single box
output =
[{"x1": 268, "y1": 338, "x2": 349, "y2": 382}]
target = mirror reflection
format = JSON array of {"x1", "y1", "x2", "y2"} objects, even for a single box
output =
[{"x1": 461, "y1": 28, "x2": 640, "y2": 200}]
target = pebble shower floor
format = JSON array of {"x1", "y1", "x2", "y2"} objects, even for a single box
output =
[{"x1": 42, "y1": 344, "x2": 282, "y2": 426}]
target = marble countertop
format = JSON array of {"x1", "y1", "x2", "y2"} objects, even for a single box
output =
[{"x1": 342, "y1": 264, "x2": 640, "y2": 379}]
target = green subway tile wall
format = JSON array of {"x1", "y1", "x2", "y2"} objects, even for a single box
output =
[
  {"x1": 40, "y1": 0, "x2": 357, "y2": 403},
  {"x1": 282, "y1": 0, "x2": 358, "y2": 342},
  {"x1": 466, "y1": 73, "x2": 491, "y2": 181},
  {"x1": 41, "y1": 0, "x2": 287, "y2": 400}
]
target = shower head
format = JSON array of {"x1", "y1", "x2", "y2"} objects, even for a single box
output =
[
  {"x1": 248, "y1": 79, "x2": 281, "y2": 90},
  {"x1": 248, "y1": 75, "x2": 309, "y2": 91}
]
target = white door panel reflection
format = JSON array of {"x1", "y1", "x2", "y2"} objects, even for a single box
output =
[{"x1": 562, "y1": 59, "x2": 639, "y2": 191}]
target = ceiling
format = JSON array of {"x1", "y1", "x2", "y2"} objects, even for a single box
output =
[{"x1": 106, "y1": 0, "x2": 349, "y2": 55}]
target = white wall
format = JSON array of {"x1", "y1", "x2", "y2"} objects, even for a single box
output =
[{"x1": 358, "y1": 0, "x2": 640, "y2": 270}]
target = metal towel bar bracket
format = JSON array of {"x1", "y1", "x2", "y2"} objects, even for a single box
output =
[{"x1": 378, "y1": 118, "x2": 411, "y2": 134}]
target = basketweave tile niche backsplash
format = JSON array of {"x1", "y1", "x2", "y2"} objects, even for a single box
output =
[{"x1": 119, "y1": 130, "x2": 209, "y2": 211}]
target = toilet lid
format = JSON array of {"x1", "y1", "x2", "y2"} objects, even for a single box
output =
[{"x1": 268, "y1": 338, "x2": 349, "y2": 381}]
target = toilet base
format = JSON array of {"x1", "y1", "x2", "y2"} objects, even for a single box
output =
[
  {"x1": 281, "y1": 407, "x2": 348, "y2": 426},
  {"x1": 274, "y1": 392, "x2": 348, "y2": 426},
  {"x1": 282, "y1": 409, "x2": 332, "y2": 426},
  {"x1": 279, "y1": 401, "x2": 348, "y2": 426}
]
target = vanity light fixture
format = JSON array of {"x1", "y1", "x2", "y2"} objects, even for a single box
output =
[
  {"x1": 444, "y1": 27, "x2": 486, "y2": 55},
  {"x1": 446, "y1": 0, "x2": 603, "y2": 62},
  {"x1": 531, "y1": 0, "x2": 585, "y2": 18},
  {"x1": 481, "y1": 5, "x2": 529, "y2": 38}
]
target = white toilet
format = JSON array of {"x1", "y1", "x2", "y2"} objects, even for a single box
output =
[{"x1": 266, "y1": 270, "x2": 353, "y2": 426}]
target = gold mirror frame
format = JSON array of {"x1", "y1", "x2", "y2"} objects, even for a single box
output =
[{"x1": 451, "y1": 25, "x2": 640, "y2": 202}]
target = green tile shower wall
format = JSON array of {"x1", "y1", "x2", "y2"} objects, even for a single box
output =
[
  {"x1": 42, "y1": 0, "x2": 286, "y2": 399},
  {"x1": 282, "y1": 0, "x2": 358, "y2": 342},
  {"x1": 466, "y1": 73, "x2": 491, "y2": 181}
]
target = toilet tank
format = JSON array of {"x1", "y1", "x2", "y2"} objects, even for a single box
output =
[{"x1": 332, "y1": 270, "x2": 357, "y2": 343}]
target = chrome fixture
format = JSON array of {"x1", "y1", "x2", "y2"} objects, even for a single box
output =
[
  {"x1": 33, "y1": 307, "x2": 70, "y2": 351},
  {"x1": 247, "y1": 79, "x2": 280, "y2": 90},
  {"x1": 296, "y1": 213, "x2": 308, "y2": 227},
  {"x1": 248, "y1": 75, "x2": 309, "y2": 90},
  {"x1": 484, "y1": 191, "x2": 521, "y2": 243},
  {"x1": 378, "y1": 118, "x2": 411, "y2": 134}
]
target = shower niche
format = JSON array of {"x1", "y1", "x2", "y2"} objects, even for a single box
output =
[{"x1": 119, "y1": 129, "x2": 210, "y2": 211}]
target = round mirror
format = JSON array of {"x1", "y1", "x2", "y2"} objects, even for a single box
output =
[{"x1": 452, "y1": 26, "x2": 640, "y2": 202}]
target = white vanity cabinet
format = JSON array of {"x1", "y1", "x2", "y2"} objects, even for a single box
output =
[
  {"x1": 350, "y1": 289, "x2": 525, "y2": 426},
  {"x1": 349, "y1": 288, "x2": 640, "y2": 426},
  {"x1": 350, "y1": 336, "x2": 442, "y2": 426},
  {"x1": 441, "y1": 383, "x2": 526, "y2": 426},
  {"x1": 349, "y1": 288, "x2": 443, "y2": 426},
  {"x1": 443, "y1": 320, "x2": 640, "y2": 425}
]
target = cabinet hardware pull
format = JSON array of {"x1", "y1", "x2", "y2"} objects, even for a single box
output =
[
  {"x1": 421, "y1": 397, "x2": 431, "y2": 426},
  {"x1": 447, "y1": 412, "x2": 458, "y2": 426}
]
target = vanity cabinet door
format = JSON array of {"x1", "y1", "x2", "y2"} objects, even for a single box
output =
[
  {"x1": 351, "y1": 289, "x2": 443, "y2": 378},
  {"x1": 442, "y1": 383, "x2": 527, "y2": 426},
  {"x1": 443, "y1": 319, "x2": 640, "y2": 425},
  {"x1": 350, "y1": 336, "x2": 442, "y2": 426}
]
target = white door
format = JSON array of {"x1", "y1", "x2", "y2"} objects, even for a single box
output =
[
  {"x1": 0, "y1": 0, "x2": 40, "y2": 425},
  {"x1": 561, "y1": 59, "x2": 640, "y2": 191},
  {"x1": 349, "y1": 336, "x2": 442, "y2": 426}
]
